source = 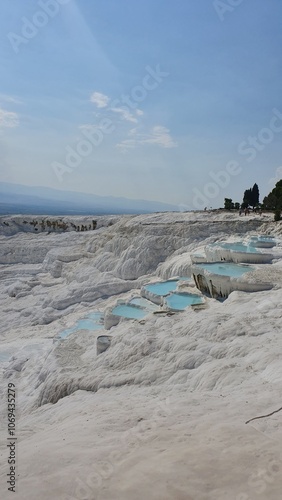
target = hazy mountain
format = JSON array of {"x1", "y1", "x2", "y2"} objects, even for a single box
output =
[{"x1": 0, "y1": 182, "x2": 179, "y2": 215}]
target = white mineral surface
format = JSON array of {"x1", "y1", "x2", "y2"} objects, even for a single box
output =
[{"x1": 0, "y1": 211, "x2": 282, "y2": 500}]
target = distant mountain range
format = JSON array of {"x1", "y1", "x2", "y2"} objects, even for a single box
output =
[{"x1": 0, "y1": 182, "x2": 179, "y2": 215}]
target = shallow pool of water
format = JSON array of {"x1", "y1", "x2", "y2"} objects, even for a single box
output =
[
  {"x1": 165, "y1": 293, "x2": 204, "y2": 310},
  {"x1": 144, "y1": 280, "x2": 179, "y2": 296},
  {"x1": 199, "y1": 263, "x2": 254, "y2": 277},
  {"x1": 251, "y1": 235, "x2": 275, "y2": 241},
  {"x1": 112, "y1": 304, "x2": 147, "y2": 320},
  {"x1": 59, "y1": 312, "x2": 104, "y2": 339},
  {"x1": 129, "y1": 297, "x2": 159, "y2": 311},
  {"x1": 0, "y1": 349, "x2": 14, "y2": 362},
  {"x1": 215, "y1": 242, "x2": 259, "y2": 253},
  {"x1": 87, "y1": 312, "x2": 105, "y2": 321},
  {"x1": 249, "y1": 236, "x2": 276, "y2": 246}
]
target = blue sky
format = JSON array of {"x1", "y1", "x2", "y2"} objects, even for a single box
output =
[{"x1": 0, "y1": 0, "x2": 282, "y2": 208}]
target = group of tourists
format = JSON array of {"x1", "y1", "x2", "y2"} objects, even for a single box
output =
[{"x1": 239, "y1": 207, "x2": 262, "y2": 216}]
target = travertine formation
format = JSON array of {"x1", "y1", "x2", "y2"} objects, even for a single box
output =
[{"x1": 0, "y1": 211, "x2": 282, "y2": 500}]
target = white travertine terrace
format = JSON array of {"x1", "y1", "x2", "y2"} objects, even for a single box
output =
[
  {"x1": 204, "y1": 243, "x2": 273, "y2": 264},
  {"x1": 1, "y1": 211, "x2": 282, "y2": 500},
  {"x1": 192, "y1": 263, "x2": 273, "y2": 299},
  {"x1": 140, "y1": 284, "x2": 165, "y2": 305},
  {"x1": 248, "y1": 235, "x2": 277, "y2": 248}
]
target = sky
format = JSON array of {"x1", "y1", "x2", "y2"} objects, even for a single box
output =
[{"x1": 0, "y1": 0, "x2": 282, "y2": 209}]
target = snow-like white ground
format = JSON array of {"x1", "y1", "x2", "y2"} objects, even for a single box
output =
[{"x1": 0, "y1": 211, "x2": 282, "y2": 499}]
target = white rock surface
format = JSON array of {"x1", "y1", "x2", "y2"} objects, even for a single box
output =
[{"x1": 0, "y1": 211, "x2": 282, "y2": 500}]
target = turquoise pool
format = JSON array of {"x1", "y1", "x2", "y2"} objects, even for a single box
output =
[
  {"x1": 199, "y1": 263, "x2": 254, "y2": 277},
  {"x1": 214, "y1": 242, "x2": 259, "y2": 253},
  {"x1": 0, "y1": 349, "x2": 13, "y2": 362},
  {"x1": 129, "y1": 297, "x2": 159, "y2": 311},
  {"x1": 144, "y1": 280, "x2": 179, "y2": 296},
  {"x1": 112, "y1": 304, "x2": 147, "y2": 320},
  {"x1": 251, "y1": 235, "x2": 275, "y2": 241},
  {"x1": 59, "y1": 312, "x2": 104, "y2": 339},
  {"x1": 87, "y1": 312, "x2": 104, "y2": 321},
  {"x1": 249, "y1": 236, "x2": 276, "y2": 246},
  {"x1": 165, "y1": 293, "x2": 204, "y2": 311}
]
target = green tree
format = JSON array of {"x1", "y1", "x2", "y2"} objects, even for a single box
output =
[
  {"x1": 263, "y1": 179, "x2": 282, "y2": 210},
  {"x1": 242, "y1": 183, "x2": 260, "y2": 209},
  {"x1": 252, "y1": 183, "x2": 259, "y2": 207},
  {"x1": 224, "y1": 198, "x2": 234, "y2": 210},
  {"x1": 243, "y1": 189, "x2": 252, "y2": 208},
  {"x1": 274, "y1": 209, "x2": 281, "y2": 222}
]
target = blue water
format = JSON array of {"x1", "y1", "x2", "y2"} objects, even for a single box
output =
[
  {"x1": 0, "y1": 350, "x2": 13, "y2": 362},
  {"x1": 251, "y1": 235, "x2": 275, "y2": 241},
  {"x1": 129, "y1": 297, "x2": 158, "y2": 311},
  {"x1": 112, "y1": 304, "x2": 147, "y2": 319},
  {"x1": 144, "y1": 280, "x2": 179, "y2": 296},
  {"x1": 165, "y1": 293, "x2": 204, "y2": 310},
  {"x1": 59, "y1": 312, "x2": 104, "y2": 339},
  {"x1": 215, "y1": 242, "x2": 259, "y2": 253},
  {"x1": 199, "y1": 263, "x2": 254, "y2": 277},
  {"x1": 178, "y1": 276, "x2": 192, "y2": 281},
  {"x1": 87, "y1": 312, "x2": 104, "y2": 321},
  {"x1": 249, "y1": 236, "x2": 276, "y2": 246}
]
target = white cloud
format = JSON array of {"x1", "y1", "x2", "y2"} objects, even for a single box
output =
[
  {"x1": 111, "y1": 107, "x2": 138, "y2": 123},
  {"x1": 0, "y1": 108, "x2": 19, "y2": 128},
  {"x1": 0, "y1": 94, "x2": 23, "y2": 105},
  {"x1": 116, "y1": 125, "x2": 177, "y2": 152},
  {"x1": 90, "y1": 92, "x2": 110, "y2": 108},
  {"x1": 116, "y1": 139, "x2": 137, "y2": 153},
  {"x1": 89, "y1": 93, "x2": 143, "y2": 123},
  {"x1": 79, "y1": 123, "x2": 109, "y2": 134},
  {"x1": 128, "y1": 127, "x2": 138, "y2": 136},
  {"x1": 142, "y1": 126, "x2": 177, "y2": 148}
]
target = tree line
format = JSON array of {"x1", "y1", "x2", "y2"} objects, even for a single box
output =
[{"x1": 224, "y1": 180, "x2": 282, "y2": 221}]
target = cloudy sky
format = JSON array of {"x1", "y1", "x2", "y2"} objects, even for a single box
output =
[{"x1": 0, "y1": 0, "x2": 282, "y2": 208}]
